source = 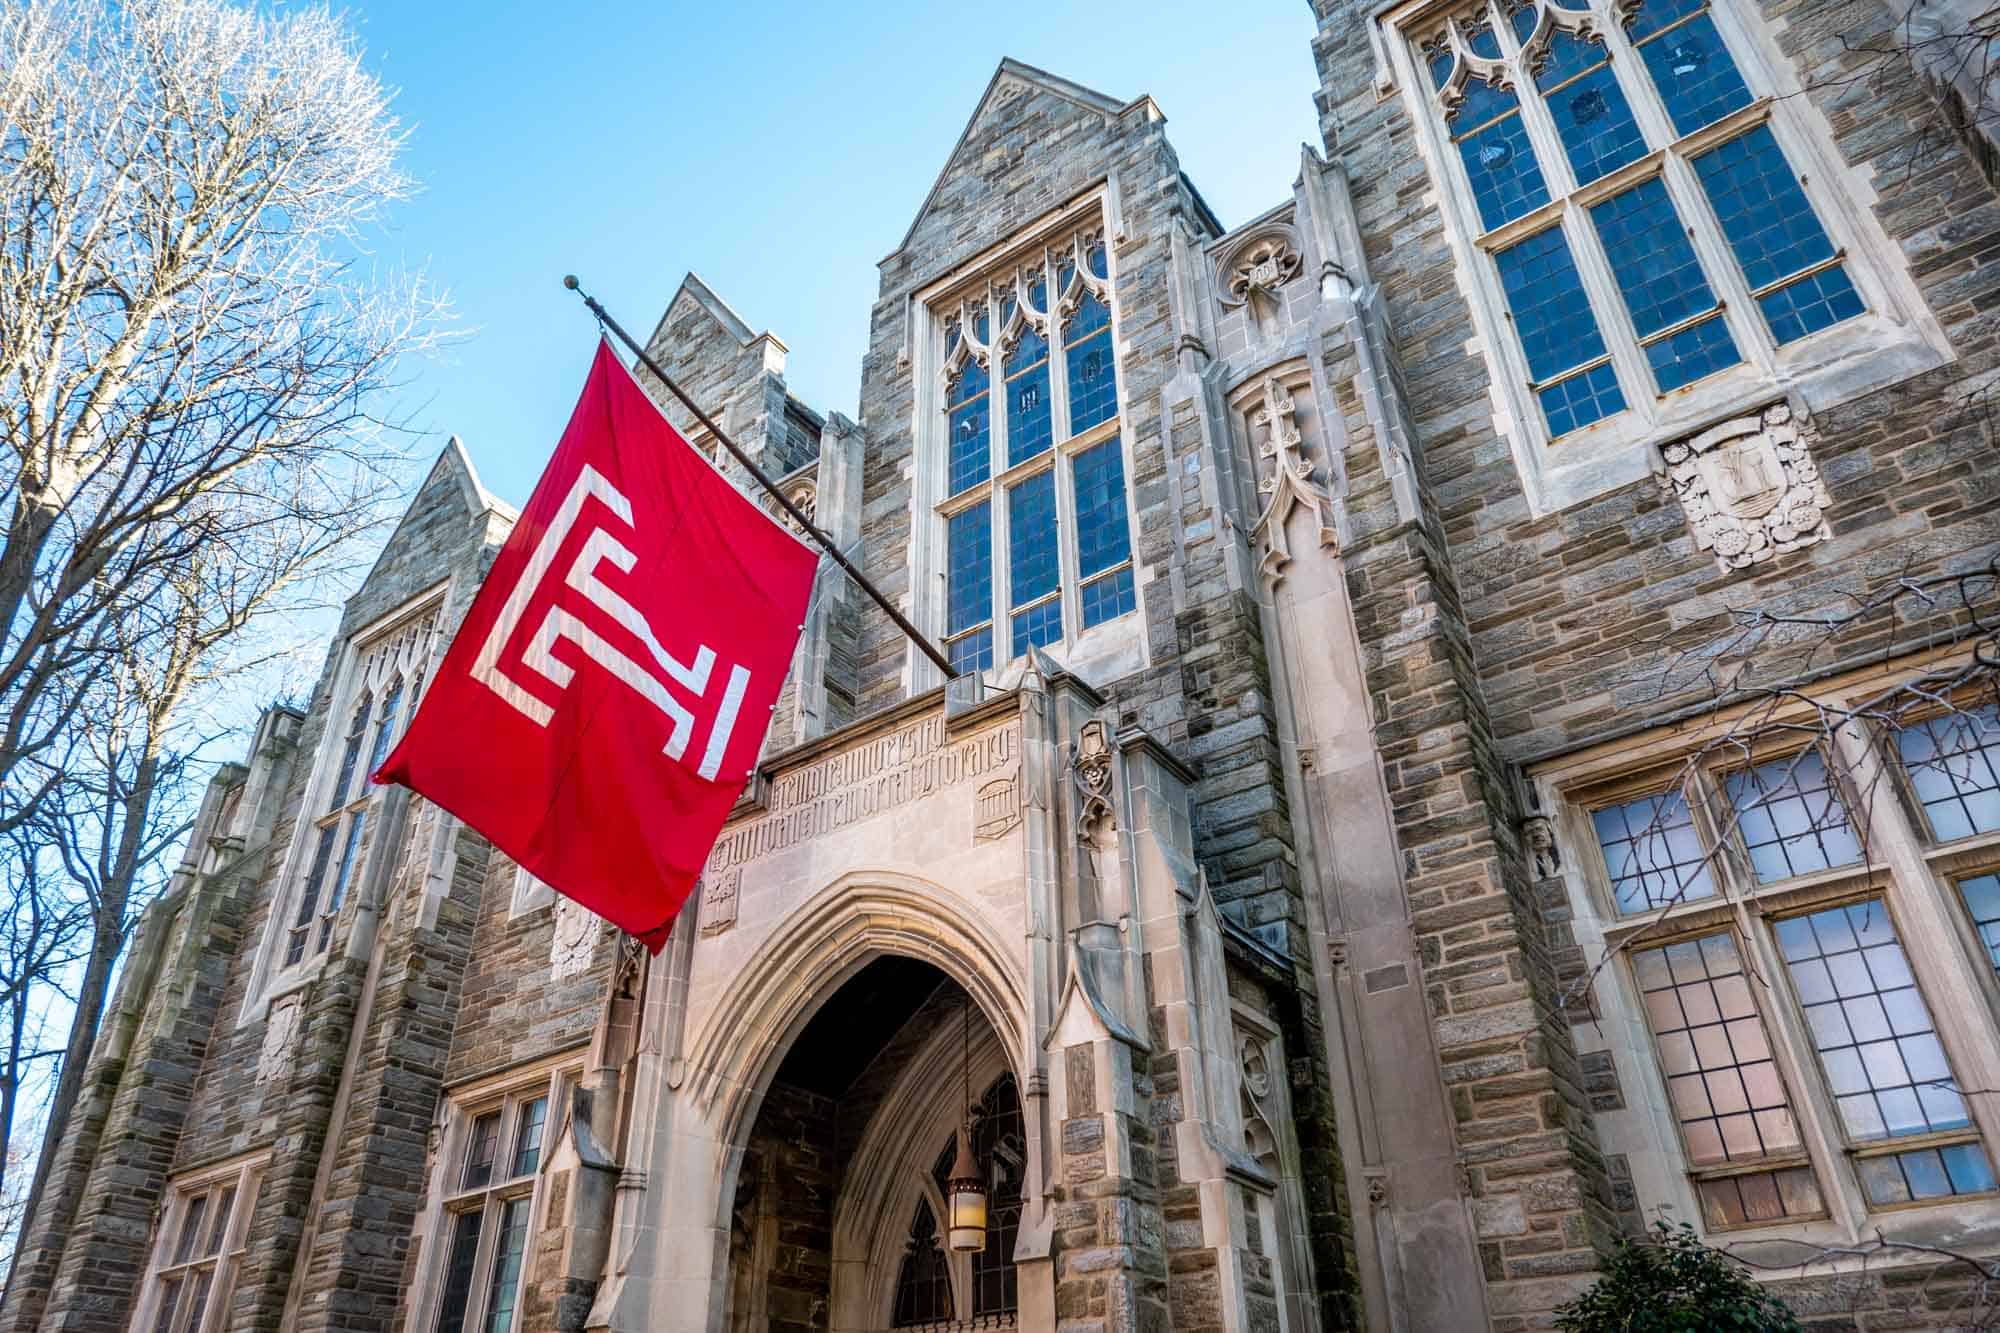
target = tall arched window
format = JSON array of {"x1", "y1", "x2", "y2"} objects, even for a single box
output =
[
  {"x1": 933, "y1": 221, "x2": 1136, "y2": 674},
  {"x1": 891, "y1": 1201, "x2": 953, "y2": 1327},
  {"x1": 971, "y1": 1076, "x2": 1024, "y2": 1317}
]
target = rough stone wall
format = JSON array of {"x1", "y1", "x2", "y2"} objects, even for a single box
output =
[{"x1": 746, "y1": 1082, "x2": 838, "y2": 1333}]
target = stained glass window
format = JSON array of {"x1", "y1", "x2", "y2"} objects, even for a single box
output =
[
  {"x1": 1776, "y1": 900, "x2": 1997, "y2": 1205},
  {"x1": 1073, "y1": 441, "x2": 1135, "y2": 628},
  {"x1": 1591, "y1": 180, "x2": 1741, "y2": 391},
  {"x1": 1065, "y1": 293, "x2": 1117, "y2": 435},
  {"x1": 946, "y1": 503, "x2": 993, "y2": 674},
  {"x1": 1008, "y1": 471, "x2": 1062, "y2": 659},
  {"x1": 948, "y1": 360, "x2": 991, "y2": 495},
  {"x1": 1005, "y1": 327, "x2": 1052, "y2": 466},
  {"x1": 1632, "y1": 0, "x2": 1753, "y2": 135},
  {"x1": 1535, "y1": 30, "x2": 1647, "y2": 186},
  {"x1": 332, "y1": 694, "x2": 369, "y2": 811},
  {"x1": 1896, "y1": 705, "x2": 2000, "y2": 840},
  {"x1": 368, "y1": 677, "x2": 405, "y2": 774},
  {"x1": 1451, "y1": 76, "x2": 1550, "y2": 231},
  {"x1": 1592, "y1": 788, "x2": 1716, "y2": 914},
  {"x1": 973, "y1": 1075, "x2": 1026, "y2": 1316}
]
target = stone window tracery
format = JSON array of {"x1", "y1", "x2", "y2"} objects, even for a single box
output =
[
  {"x1": 891, "y1": 1201, "x2": 953, "y2": 1327},
  {"x1": 1395, "y1": 0, "x2": 1942, "y2": 510},
  {"x1": 1549, "y1": 671, "x2": 2000, "y2": 1241},
  {"x1": 931, "y1": 222, "x2": 1136, "y2": 674}
]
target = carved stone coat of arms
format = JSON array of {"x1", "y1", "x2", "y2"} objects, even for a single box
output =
[{"x1": 1660, "y1": 402, "x2": 1832, "y2": 570}]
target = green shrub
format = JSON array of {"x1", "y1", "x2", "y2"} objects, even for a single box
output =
[{"x1": 1554, "y1": 1223, "x2": 1801, "y2": 1332}]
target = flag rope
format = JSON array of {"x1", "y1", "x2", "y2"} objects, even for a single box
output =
[{"x1": 564, "y1": 276, "x2": 959, "y2": 679}]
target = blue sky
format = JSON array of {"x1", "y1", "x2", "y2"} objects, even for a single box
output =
[{"x1": 350, "y1": 0, "x2": 1325, "y2": 507}]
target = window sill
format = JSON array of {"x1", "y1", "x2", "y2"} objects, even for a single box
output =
[
  {"x1": 980, "y1": 607, "x2": 1146, "y2": 693},
  {"x1": 1517, "y1": 307, "x2": 1950, "y2": 517},
  {"x1": 242, "y1": 957, "x2": 327, "y2": 1026}
]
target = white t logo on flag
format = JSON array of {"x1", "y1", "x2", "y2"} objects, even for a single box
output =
[{"x1": 469, "y1": 465, "x2": 750, "y2": 780}]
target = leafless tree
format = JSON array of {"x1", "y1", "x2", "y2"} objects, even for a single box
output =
[{"x1": 0, "y1": 0, "x2": 445, "y2": 1271}]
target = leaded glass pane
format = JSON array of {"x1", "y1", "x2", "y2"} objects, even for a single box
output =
[
  {"x1": 1725, "y1": 750, "x2": 1861, "y2": 882},
  {"x1": 1005, "y1": 329, "x2": 1052, "y2": 466},
  {"x1": 462, "y1": 1111, "x2": 501, "y2": 1190},
  {"x1": 511, "y1": 1096, "x2": 547, "y2": 1179},
  {"x1": 892, "y1": 1202, "x2": 953, "y2": 1326},
  {"x1": 1065, "y1": 291, "x2": 1117, "y2": 435},
  {"x1": 1629, "y1": 0, "x2": 1707, "y2": 41},
  {"x1": 318, "y1": 810, "x2": 367, "y2": 950},
  {"x1": 1777, "y1": 901, "x2": 1982, "y2": 1157},
  {"x1": 151, "y1": 1277, "x2": 182, "y2": 1333},
  {"x1": 973, "y1": 1075, "x2": 1026, "y2": 1316},
  {"x1": 946, "y1": 503, "x2": 992, "y2": 639},
  {"x1": 949, "y1": 629, "x2": 993, "y2": 675},
  {"x1": 1086, "y1": 237, "x2": 1108, "y2": 281},
  {"x1": 1462, "y1": 14, "x2": 1501, "y2": 59},
  {"x1": 1956, "y1": 873, "x2": 2000, "y2": 973},
  {"x1": 1633, "y1": 934, "x2": 1804, "y2": 1173},
  {"x1": 947, "y1": 361, "x2": 990, "y2": 494},
  {"x1": 1592, "y1": 789, "x2": 1715, "y2": 913},
  {"x1": 1694, "y1": 126, "x2": 1862, "y2": 343},
  {"x1": 287, "y1": 825, "x2": 339, "y2": 965},
  {"x1": 1007, "y1": 473, "x2": 1059, "y2": 607},
  {"x1": 1011, "y1": 598, "x2": 1063, "y2": 659},
  {"x1": 1696, "y1": 1168, "x2": 1822, "y2": 1228},
  {"x1": 1072, "y1": 441, "x2": 1131, "y2": 580},
  {"x1": 1426, "y1": 36, "x2": 1454, "y2": 90},
  {"x1": 1451, "y1": 77, "x2": 1550, "y2": 230},
  {"x1": 1506, "y1": 0, "x2": 1537, "y2": 43},
  {"x1": 1590, "y1": 179, "x2": 1740, "y2": 390},
  {"x1": 1636, "y1": 9, "x2": 1753, "y2": 135},
  {"x1": 174, "y1": 1195, "x2": 210, "y2": 1266},
  {"x1": 433, "y1": 1210, "x2": 483, "y2": 1333},
  {"x1": 1897, "y1": 705, "x2": 2000, "y2": 840},
  {"x1": 1080, "y1": 570, "x2": 1136, "y2": 628},
  {"x1": 1532, "y1": 27, "x2": 1646, "y2": 186},
  {"x1": 180, "y1": 1270, "x2": 214, "y2": 1333},
  {"x1": 481, "y1": 1197, "x2": 530, "y2": 1333},
  {"x1": 368, "y1": 678, "x2": 404, "y2": 774},
  {"x1": 332, "y1": 696, "x2": 368, "y2": 812},
  {"x1": 1494, "y1": 227, "x2": 1625, "y2": 435}
]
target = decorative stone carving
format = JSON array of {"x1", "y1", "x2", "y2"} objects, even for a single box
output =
[
  {"x1": 974, "y1": 770, "x2": 1021, "y2": 841},
  {"x1": 1071, "y1": 720, "x2": 1115, "y2": 841},
  {"x1": 699, "y1": 867, "x2": 741, "y2": 936},
  {"x1": 258, "y1": 998, "x2": 301, "y2": 1084},
  {"x1": 769, "y1": 480, "x2": 816, "y2": 536},
  {"x1": 1246, "y1": 376, "x2": 1338, "y2": 585},
  {"x1": 550, "y1": 895, "x2": 598, "y2": 980},
  {"x1": 1238, "y1": 1029, "x2": 1280, "y2": 1166},
  {"x1": 1523, "y1": 816, "x2": 1559, "y2": 880},
  {"x1": 1660, "y1": 402, "x2": 1832, "y2": 571},
  {"x1": 1220, "y1": 231, "x2": 1304, "y2": 308}
]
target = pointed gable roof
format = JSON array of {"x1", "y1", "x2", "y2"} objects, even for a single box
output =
[{"x1": 892, "y1": 58, "x2": 1142, "y2": 256}]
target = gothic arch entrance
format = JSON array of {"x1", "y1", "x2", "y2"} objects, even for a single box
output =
[{"x1": 721, "y1": 955, "x2": 1025, "y2": 1333}]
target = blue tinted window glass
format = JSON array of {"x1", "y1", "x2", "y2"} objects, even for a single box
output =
[
  {"x1": 1452, "y1": 79, "x2": 1550, "y2": 230},
  {"x1": 1008, "y1": 471, "x2": 1060, "y2": 606},
  {"x1": 1066, "y1": 325, "x2": 1118, "y2": 434},
  {"x1": 1694, "y1": 127, "x2": 1836, "y2": 289},
  {"x1": 1011, "y1": 598, "x2": 1063, "y2": 659},
  {"x1": 1066, "y1": 288, "x2": 1110, "y2": 340},
  {"x1": 1900, "y1": 707, "x2": 2000, "y2": 841},
  {"x1": 1087, "y1": 238, "x2": 1108, "y2": 281},
  {"x1": 1592, "y1": 180, "x2": 1721, "y2": 335},
  {"x1": 1072, "y1": 440, "x2": 1131, "y2": 579},
  {"x1": 1639, "y1": 11, "x2": 1753, "y2": 135},
  {"x1": 1757, "y1": 265, "x2": 1865, "y2": 344},
  {"x1": 1642, "y1": 317, "x2": 1740, "y2": 390},
  {"x1": 1462, "y1": 15, "x2": 1500, "y2": 58},
  {"x1": 1426, "y1": 39, "x2": 1455, "y2": 89},
  {"x1": 1494, "y1": 227, "x2": 1610, "y2": 381},
  {"x1": 1508, "y1": 0, "x2": 1538, "y2": 44},
  {"x1": 949, "y1": 627, "x2": 993, "y2": 675},
  {"x1": 946, "y1": 502, "x2": 991, "y2": 637},
  {"x1": 1535, "y1": 26, "x2": 1603, "y2": 88},
  {"x1": 1539, "y1": 362, "x2": 1627, "y2": 436},
  {"x1": 1629, "y1": 0, "x2": 1706, "y2": 40},
  {"x1": 1005, "y1": 329, "x2": 1052, "y2": 466},
  {"x1": 1029, "y1": 273, "x2": 1047, "y2": 311},
  {"x1": 1539, "y1": 43, "x2": 1648, "y2": 185},
  {"x1": 948, "y1": 402, "x2": 989, "y2": 493},
  {"x1": 1080, "y1": 568, "x2": 1136, "y2": 629}
]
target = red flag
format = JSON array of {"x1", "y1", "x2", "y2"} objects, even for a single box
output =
[{"x1": 375, "y1": 339, "x2": 816, "y2": 952}]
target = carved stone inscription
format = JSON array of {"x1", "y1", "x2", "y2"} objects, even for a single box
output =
[{"x1": 704, "y1": 716, "x2": 1020, "y2": 874}]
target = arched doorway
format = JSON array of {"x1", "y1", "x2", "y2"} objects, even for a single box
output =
[{"x1": 722, "y1": 955, "x2": 1024, "y2": 1333}]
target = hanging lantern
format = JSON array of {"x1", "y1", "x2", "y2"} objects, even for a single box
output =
[
  {"x1": 945, "y1": 1123, "x2": 989, "y2": 1252},
  {"x1": 947, "y1": 996, "x2": 988, "y2": 1253}
]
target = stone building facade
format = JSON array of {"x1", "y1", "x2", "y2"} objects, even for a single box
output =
[{"x1": 7, "y1": 0, "x2": 2000, "y2": 1326}]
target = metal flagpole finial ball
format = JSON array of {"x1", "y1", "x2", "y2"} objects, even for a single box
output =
[{"x1": 562, "y1": 274, "x2": 580, "y2": 291}]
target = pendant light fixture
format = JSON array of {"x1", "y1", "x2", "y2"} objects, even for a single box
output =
[{"x1": 946, "y1": 995, "x2": 989, "y2": 1252}]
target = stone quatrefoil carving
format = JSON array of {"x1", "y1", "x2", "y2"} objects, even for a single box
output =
[
  {"x1": 1659, "y1": 402, "x2": 1833, "y2": 570},
  {"x1": 1221, "y1": 232, "x2": 1304, "y2": 308}
]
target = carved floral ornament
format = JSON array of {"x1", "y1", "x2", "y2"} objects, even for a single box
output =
[
  {"x1": 1659, "y1": 402, "x2": 1833, "y2": 570},
  {"x1": 768, "y1": 479, "x2": 816, "y2": 535},
  {"x1": 1421, "y1": 0, "x2": 1627, "y2": 121},
  {"x1": 942, "y1": 227, "x2": 1109, "y2": 395},
  {"x1": 1218, "y1": 228, "x2": 1304, "y2": 309}
]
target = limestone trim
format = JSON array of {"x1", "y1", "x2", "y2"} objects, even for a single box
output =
[
  {"x1": 1531, "y1": 662, "x2": 2000, "y2": 1259},
  {"x1": 1658, "y1": 400, "x2": 1832, "y2": 570},
  {"x1": 1379, "y1": 0, "x2": 1951, "y2": 515},
  {"x1": 1232, "y1": 368, "x2": 1340, "y2": 587},
  {"x1": 409, "y1": 1051, "x2": 586, "y2": 1333},
  {"x1": 238, "y1": 581, "x2": 449, "y2": 1025},
  {"x1": 684, "y1": 873, "x2": 1032, "y2": 1153},
  {"x1": 129, "y1": 1149, "x2": 270, "y2": 1333}
]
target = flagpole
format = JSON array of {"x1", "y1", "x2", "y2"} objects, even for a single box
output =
[{"x1": 564, "y1": 275, "x2": 959, "y2": 679}]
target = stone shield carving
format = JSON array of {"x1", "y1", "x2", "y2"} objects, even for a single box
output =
[
  {"x1": 699, "y1": 866, "x2": 741, "y2": 936},
  {"x1": 1660, "y1": 403, "x2": 1832, "y2": 570},
  {"x1": 550, "y1": 894, "x2": 598, "y2": 980}
]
